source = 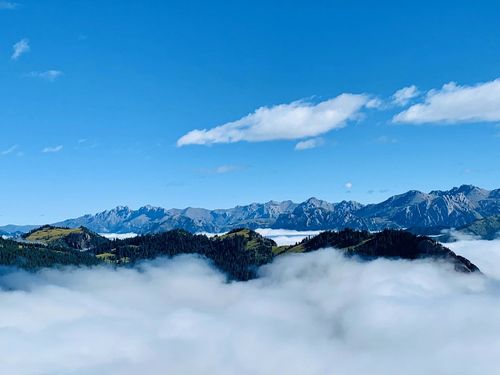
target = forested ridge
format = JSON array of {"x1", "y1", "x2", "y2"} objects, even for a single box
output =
[{"x1": 0, "y1": 227, "x2": 480, "y2": 279}]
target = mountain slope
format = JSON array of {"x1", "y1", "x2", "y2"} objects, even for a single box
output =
[
  {"x1": 0, "y1": 237, "x2": 99, "y2": 269},
  {"x1": 458, "y1": 215, "x2": 500, "y2": 240},
  {"x1": 91, "y1": 228, "x2": 480, "y2": 277},
  {"x1": 23, "y1": 225, "x2": 109, "y2": 251},
  {"x1": 0, "y1": 227, "x2": 480, "y2": 277},
  {"x1": 91, "y1": 228, "x2": 275, "y2": 280},
  {"x1": 277, "y1": 229, "x2": 479, "y2": 273},
  {"x1": 55, "y1": 200, "x2": 298, "y2": 234}
]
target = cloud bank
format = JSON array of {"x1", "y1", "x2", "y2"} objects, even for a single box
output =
[
  {"x1": 0, "y1": 239, "x2": 500, "y2": 374},
  {"x1": 177, "y1": 94, "x2": 370, "y2": 146},
  {"x1": 394, "y1": 78, "x2": 500, "y2": 124}
]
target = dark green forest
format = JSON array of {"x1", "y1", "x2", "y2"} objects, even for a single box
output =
[{"x1": 0, "y1": 226, "x2": 480, "y2": 279}]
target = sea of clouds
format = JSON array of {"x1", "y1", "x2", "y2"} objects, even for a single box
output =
[
  {"x1": 1, "y1": 237, "x2": 500, "y2": 374},
  {"x1": 198, "y1": 228, "x2": 322, "y2": 246}
]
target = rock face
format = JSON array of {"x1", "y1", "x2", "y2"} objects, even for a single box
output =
[
  {"x1": 275, "y1": 185, "x2": 499, "y2": 231},
  {"x1": 273, "y1": 198, "x2": 374, "y2": 230},
  {"x1": 55, "y1": 201, "x2": 299, "y2": 234},
  {"x1": 2, "y1": 185, "x2": 498, "y2": 235},
  {"x1": 356, "y1": 185, "x2": 497, "y2": 228}
]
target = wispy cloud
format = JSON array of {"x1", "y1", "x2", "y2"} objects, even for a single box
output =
[
  {"x1": 201, "y1": 164, "x2": 245, "y2": 175},
  {"x1": 368, "y1": 188, "x2": 390, "y2": 194},
  {"x1": 42, "y1": 145, "x2": 63, "y2": 153},
  {"x1": 394, "y1": 78, "x2": 500, "y2": 124},
  {"x1": 392, "y1": 85, "x2": 420, "y2": 106},
  {"x1": 0, "y1": 1, "x2": 18, "y2": 9},
  {"x1": 26, "y1": 70, "x2": 63, "y2": 82},
  {"x1": 214, "y1": 165, "x2": 241, "y2": 174},
  {"x1": 294, "y1": 137, "x2": 324, "y2": 151},
  {"x1": 177, "y1": 94, "x2": 371, "y2": 146},
  {"x1": 1, "y1": 144, "x2": 18, "y2": 156},
  {"x1": 375, "y1": 135, "x2": 398, "y2": 144},
  {"x1": 344, "y1": 181, "x2": 353, "y2": 190},
  {"x1": 11, "y1": 38, "x2": 29, "y2": 60}
]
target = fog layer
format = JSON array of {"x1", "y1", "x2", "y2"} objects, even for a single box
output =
[{"x1": 0, "y1": 239, "x2": 499, "y2": 374}]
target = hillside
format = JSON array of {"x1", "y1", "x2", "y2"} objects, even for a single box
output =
[
  {"x1": 0, "y1": 237, "x2": 99, "y2": 269},
  {"x1": 22, "y1": 225, "x2": 109, "y2": 250},
  {"x1": 0, "y1": 226, "x2": 481, "y2": 278},
  {"x1": 276, "y1": 229, "x2": 479, "y2": 273},
  {"x1": 459, "y1": 215, "x2": 500, "y2": 240},
  {"x1": 407, "y1": 215, "x2": 500, "y2": 241}
]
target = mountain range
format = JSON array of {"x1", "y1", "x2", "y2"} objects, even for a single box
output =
[{"x1": 1, "y1": 185, "x2": 499, "y2": 236}]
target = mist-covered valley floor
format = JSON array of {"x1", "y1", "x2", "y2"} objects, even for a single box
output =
[{"x1": 0, "y1": 235, "x2": 498, "y2": 375}]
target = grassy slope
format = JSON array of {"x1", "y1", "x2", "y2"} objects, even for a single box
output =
[
  {"x1": 24, "y1": 226, "x2": 83, "y2": 243},
  {"x1": 23, "y1": 225, "x2": 109, "y2": 250},
  {"x1": 460, "y1": 215, "x2": 500, "y2": 240}
]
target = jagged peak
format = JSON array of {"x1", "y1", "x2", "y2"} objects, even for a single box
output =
[
  {"x1": 337, "y1": 200, "x2": 364, "y2": 206},
  {"x1": 431, "y1": 184, "x2": 485, "y2": 196},
  {"x1": 304, "y1": 197, "x2": 325, "y2": 204},
  {"x1": 108, "y1": 205, "x2": 132, "y2": 213},
  {"x1": 138, "y1": 205, "x2": 165, "y2": 212}
]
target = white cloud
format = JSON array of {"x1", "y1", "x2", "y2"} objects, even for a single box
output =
[
  {"x1": 256, "y1": 228, "x2": 322, "y2": 246},
  {"x1": 344, "y1": 181, "x2": 353, "y2": 190},
  {"x1": 11, "y1": 38, "x2": 29, "y2": 60},
  {"x1": 294, "y1": 137, "x2": 324, "y2": 151},
  {"x1": 1, "y1": 144, "x2": 18, "y2": 156},
  {"x1": 0, "y1": 1, "x2": 18, "y2": 9},
  {"x1": 201, "y1": 229, "x2": 323, "y2": 246},
  {"x1": 100, "y1": 233, "x2": 138, "y2": 240},
  {"x1": 201, "y1": 165, "x2": 244, "y2": 175},
  {"x1": 42, "y1": 145, "x2": 63, "y2": 153},
  {"x1": 26, "y1": 70, "x2": 63, "y2": 82},
  {"x1": 394, "y1": 79, "x2": 500, "y2": 124},
  {"x1": 375, "y1": 135, "x2": 398, "y2": 144},
  {"x1": 213, "y1": 165, "x2": 241, "y2": 174},
  {"x1": 177, "y1": 94, "x2": 370, "y2": 146},
  {"x1": 447, "y1": 238, "x2": 500, "y2": 278},
  {"x1": 392, "y1": 85, "x2": 420, "y2": 106},
  {"x1": 366, "y1": 97, "x2": 383, "y2": 108},
  {"x1": 0, "y1": 240, "x2": 499, "y2": 374}
]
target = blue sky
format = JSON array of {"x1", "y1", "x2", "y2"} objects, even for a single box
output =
[{"x1": 1, "y1": 0, "x2": 499, "y2": 225}]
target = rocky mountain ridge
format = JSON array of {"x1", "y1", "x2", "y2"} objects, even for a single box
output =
[{"x1": 1, "y1": 185, "x2": 499, "y2": 235}]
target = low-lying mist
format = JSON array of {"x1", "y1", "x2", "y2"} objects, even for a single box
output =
[{"x1": 1, "y1": 239, "x2": 500, "y2": 374}]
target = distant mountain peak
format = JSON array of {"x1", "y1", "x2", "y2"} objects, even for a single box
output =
[
  {"x1": 304, "y1": 197, "x2": 327, "y2": 205},
  {"x1": 2, "y1": 185, "x2": 498, "y2": 235},
  {"x1": 108, "y1": 205, "x2": 132, "y2": 213}
]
